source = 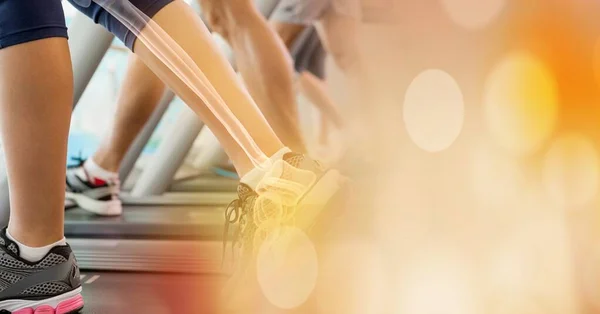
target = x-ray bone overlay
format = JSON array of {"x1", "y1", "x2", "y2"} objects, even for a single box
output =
[{"x1": 85, "y1": 0, "x2": 270, "y2": 167}]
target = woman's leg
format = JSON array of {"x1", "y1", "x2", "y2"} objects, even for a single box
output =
[
  {"x1": 271, "y1": 21, "x2": 345, "y2": 133},
  {"x1": 92, "y1": 53, "x2": 167, "y2": 172},
  {"x1": 314, "y1": 11, "x2": 363, "y2": 79},
  {"x1": 200, "y1": 0, "x2": 307, "y2": 153},
  {"x1": 130, "y1": 1, "x2": 284, "y2": 176},
  {"x1": 315, "y1": 9, "x2": 380, "y2": 159},
  {"x1": 0, "y1": 37, "x2": 72, "y2": 247},
  {"x1": 297, "y1": 70, "x2": 344, "y2": 128},
  {"x1": 0, "y1": 1, "x2": 83, "y2": 311},
  {"x1": 65, "y1": 53, "x2": 167, "y2": 216}
]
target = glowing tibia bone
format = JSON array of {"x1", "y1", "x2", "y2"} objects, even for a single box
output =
[{"x1": 91, "y1": 0, "x2": 268, "y2": 167}]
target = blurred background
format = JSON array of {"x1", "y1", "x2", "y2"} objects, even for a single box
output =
[{"x1": 255, "y1": 0, "x2": 600, "y2": 313}]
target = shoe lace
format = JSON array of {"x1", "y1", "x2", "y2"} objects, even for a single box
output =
[
  {"x1": 221, "y1": 161, "x2": 318, "y2": 267},
  {"x1": 222, "y1": 192, "x2": 305, "y2": 267},
  {"x1": 222, "y1": 198, "x2": 244, "y2": 266},
  {"x1": 67, "y1": 152, "x2": 86, "y2": 169}
]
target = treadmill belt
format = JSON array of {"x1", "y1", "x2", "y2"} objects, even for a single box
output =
[
  {"x1": 65, "y1": 205, "x2": 228, "y2": 273},
  {"x1": 65, "y1": 205, "x2": 224, "y2": 239}
]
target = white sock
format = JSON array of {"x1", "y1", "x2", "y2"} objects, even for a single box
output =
[
  {"x1": 83, "y1": 158, "x2": 118, "y2": 185},
  {"x1": 240, "y1": 147, "x2": 291, "y2": 189},
  {"x1": 6, "y1": 230, "x2": 66, "y2": 262}
]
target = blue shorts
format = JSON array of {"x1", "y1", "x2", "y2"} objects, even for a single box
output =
[{"x1": 0, "y1": 0, "x2": 173, "y2": 50}]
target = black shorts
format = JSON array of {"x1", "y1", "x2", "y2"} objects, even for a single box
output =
[{"x1": 0, "y1": 0, "x2": 173, "y2": 50}]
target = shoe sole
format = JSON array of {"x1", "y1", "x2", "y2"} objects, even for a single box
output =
[
  {"x1": 223, "y1": 169, "x2": 347, "y2": 309},
  {"x1": 2, "y1": 287, "x2": 83, "y2": 314},
  {"x1": 65, "y1": 192, "x2": 122, "y2": 216}
]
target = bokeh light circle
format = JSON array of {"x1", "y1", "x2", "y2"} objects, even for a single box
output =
[
  {"x1": 440, "y1": 0, "x2": 506, "y2": 30},
  {"x1": 403, "y1": 69, "x2": 465, "y2": 153},
  {"x1": 542, "y1": 133, "x2": 599, "y2": 208},
  {"x1": 483, "y1": 52, "x2": 559, "y2": 156},
  {"x1": 256, "y1": 227, "x2": 318, "y2": 309}
]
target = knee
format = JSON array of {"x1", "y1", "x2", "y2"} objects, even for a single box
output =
[
  {"x1": 67, "y1": 0, "x2": 175, "y2": 50},
  {"x1": 200, "y1": 0, "x2": 257, "y2": 41}
]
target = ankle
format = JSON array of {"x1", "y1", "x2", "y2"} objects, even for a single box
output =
[
  {"x1": 90, "y1": 151, "x2": 120, "y2": 173},
  {"x1": 6, "y1": 228, "x2": 66, "y2": 262},
  {"x1": 83, "y1": 158, "x2": 119, "y2": 185},
  {"x1": 7, "y1": 225, "x2": 64, "y2": 248},
  {"x1": 240, "y1": 147, "x2": 292, "y2": 189}
]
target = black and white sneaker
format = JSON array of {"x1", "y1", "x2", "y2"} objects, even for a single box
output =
[
  {"x1": 65, "y1": 159, "x2": 122, "y2": 216},
  {"x1": 0, "y1": 228, "x2": 84, "y2": 314}
]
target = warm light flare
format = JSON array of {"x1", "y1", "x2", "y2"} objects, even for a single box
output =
[{"x1": 483, "y1": 52, "x2": 559, "y2": 156}]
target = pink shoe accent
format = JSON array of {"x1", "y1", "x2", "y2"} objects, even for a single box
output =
[
  {"x1": 33, "y1": 305, "x2": 54, "y2": 314},
  {"x1": 11, "y1": 294, "x2": 83, "y2": 314},
  {"x1": 56, "y1": 295, "x2": 84, "y2": 314}
]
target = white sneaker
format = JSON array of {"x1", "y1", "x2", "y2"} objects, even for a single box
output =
[{"x1": 65, "y1": 158, "x2": 122, "y2": 216}]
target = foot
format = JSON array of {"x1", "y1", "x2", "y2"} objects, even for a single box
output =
[
  {"x1": 0, "y1": 229, "x2": 84, "y2": 314},
  {"x1": 222, "y1": 153, "x2": 348, "y2": 308},
  {"x1": 65, "y1": 159, "x2": 122, "y2": 216}
]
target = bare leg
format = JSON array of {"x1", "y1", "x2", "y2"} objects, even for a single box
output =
[
  {"x1": 132, "y1": 1, "x2": 284, "y2": 176},
  {"x1": 315, "y1": 11, "x2": 363, "y2": 79},
  {"x1": 297, "y1": 71, "x2": 344, "y2": 128},
  {"x1": 272, "y1": 21, "x2": 345, "y2": 130},
  {"x1": 92, "y1": 53, "x2": 167, "y2": 172},
  {"x1": 271, "y1": 21, "x2": 306, "y2": 49},
  {"x1": 0, "y1": 38, "x2": 72, "y2": 246},
  {"x1": 201, "y1": 0, "x2": 306, "y2": 153},
  {"x1": 315, "y1": 10, "x2": 376, "y2": 157}
]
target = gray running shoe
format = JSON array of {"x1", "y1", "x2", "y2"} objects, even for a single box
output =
[{"x1": 0, "y1": 228, "x2": 83, "y2": 314}]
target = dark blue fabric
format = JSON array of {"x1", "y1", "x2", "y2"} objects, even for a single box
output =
[
  {"x1": 0, "y1": 0, "x2": 173, "y2": 50},
  {"x1": 67, "y1": 0, "x2": 174, "y2": 50},
  {"x1": 0, "y1": 0, "x2": 68, "y2": 49}
]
